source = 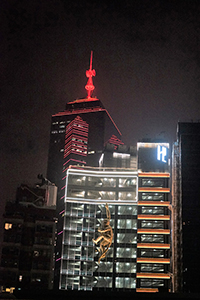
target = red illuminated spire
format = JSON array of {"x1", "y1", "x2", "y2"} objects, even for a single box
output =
[{"x1": 85, "y1": 51, "x2": 96, "y2": 98}]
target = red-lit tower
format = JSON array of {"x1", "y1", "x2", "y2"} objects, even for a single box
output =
[{"x1": 46, "y1": 53, "x2": 122, "y2": 287}]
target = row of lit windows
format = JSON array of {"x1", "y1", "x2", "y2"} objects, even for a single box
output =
[
  {"x1": 51, "y1": 130, "x2": 65, "y2": 134},
  {"x1": 60, "y1": 276, "x2": 136, "y2": 289},
  {"x1": 62, "y1": 262, "x2": 136, "y2": 274},
  {"x1": 141, "y1": 207, "x2": 165, "y2": 214},
  {"x1": 140, "y1": 193, "x2": 166, "y2": 201},
  {"x1": 67, "y1": 189, "x2": 136, "y2": 201},
  {"x1": 140, "y1": 264, "x2": 165, "y2": 272},
  {"x1": 139, "y1": 249, "x2": 166, "y2": 258},
  {"x1": 68, "y1": 175, "x2": 137, "y2": 188},
  {"x1": 64, "y1": 217, "x2": 137, "y2": 232},
  {"x1": 65, "y1": 203, "x2": 137, "y2": 216},
  {"x1": 141, "y1": 179, "x2": 167, "y2": 188},
  {"x1": 140, "y1": 220, "x2": 165, "y2": 229},
  {"x1": 140, "y1": 234, "x2": 165, "y2": 243},
  {"x1": 62, "y1": 246, "x2": 137, "y2": 260}
]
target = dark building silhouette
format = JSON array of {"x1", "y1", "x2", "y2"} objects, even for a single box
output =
[
  {"x1": 172, "y1": 122, "x2": 200, "y2": 293},
  {"x1": 0, "y1": 184, "x2": 56, "y2": 293}
]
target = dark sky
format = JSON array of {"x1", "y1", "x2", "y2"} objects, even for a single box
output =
[{"x1": 1, "y1": 0, "x2": 200, "y2": 208}]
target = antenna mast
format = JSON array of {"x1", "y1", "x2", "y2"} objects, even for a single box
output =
[{"x1": 85, "y1": 51, "x2": 96, "y2": 98}]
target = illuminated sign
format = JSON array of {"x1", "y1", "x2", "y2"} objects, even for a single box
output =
[{"x1": 157, "y1": 145, "x2": 167, "y2": 163}]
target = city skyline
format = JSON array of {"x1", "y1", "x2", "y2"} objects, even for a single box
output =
[{"x1": 1, "y1": 1, "x2": 200, "y2": 218}]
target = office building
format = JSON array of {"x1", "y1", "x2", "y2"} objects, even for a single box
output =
[
  {"x1": 137, "y1": 142, "x2": 171, "y2": 292},
  {"x1": 172, "y1": 122, "x2": 200, "y2": 293},
  {"x1": 57, "y1": 141, "x2": 171, "y2": 292},
  {"x1": 47, "y1": 53, "x2": 121, "y2": 192},
  {"x1": 0, "y1": 183, "x2": 56, "y2": 292}
]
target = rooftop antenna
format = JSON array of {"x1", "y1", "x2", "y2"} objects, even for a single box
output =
[{"x1": 85, "y1": 51, "x2": 96, "y2": 98}]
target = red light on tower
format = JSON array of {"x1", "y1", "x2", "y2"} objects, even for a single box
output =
[{"x1": 85, "y1": 51, "x2": 96, "y2": 98}]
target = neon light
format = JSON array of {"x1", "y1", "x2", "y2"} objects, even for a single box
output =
[
  {"x1": 137, "y1": 257, "x2": 170, "y2": 264},
  {"x1": 113, "y1": 152, "x2": 130, "y2": 159},
  {"x1": 138, "y1": 201, "x2": 170, "y2": 207},
  {"x1": 52, "y1": 108, "x2": 122, "y2": 136},
  {"x1": 67, "y1": 97, "x2": 99, "y2": 104},
  {"x1": 56, "y1": 257, "x2": 61, "y2": 262},
  {"x1": 138, "y1": 172, "x2": 170, "y2": 178},
  {"x1": 136, "y1": 288, "x2": 158, "y2": 293},
  {"x1": 137, "y1": 229, "x2": 170, "y2": 234},
  {"x1": 106, "y1": 135, "x2": 124, "y2": 147},
  {"x1": 137, "y1": 142, "x2": 169, "y2": 150},
  {"x1": 57, "y1": 231, "x2": 63, "y2": 235},
  {"x1": 137, "y1": 243, "x2": 170, "y2": 249},
  {"x1": 67, "y1": 167, "x2": 137, "y2": 177},
  {"x1": 59, "y1": 210, "x2": 65, "y2": 214},
  {"x1": 137, "y1": 273, "x2": 170, "y2": 279},
  {"x1": 63, "y1": 159, "x2": 86, "y2": 166},
  {"x1": 53, "y1": 107, "x2": 104, "y2": 117},
  {"x1": 137, "y1": 215, "x2": 170, "y2": 220},
  {"x1": 85, "y1": 51, "x2": 96, "y2": 98},
  {"x1": 138, "y1": 187, "x2": 170, "y2": 193},
  {"x1": 157, "y1": 145, "x2": 167, "y2": 163}
]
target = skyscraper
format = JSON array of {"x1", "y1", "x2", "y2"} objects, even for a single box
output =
[
  {"x1": 47, "y1": 52, "x2": 121, "y2": 191},
  {"x1": 172, "y1": 122, "x2": 200, "y2": 293},
  {"x1": 46, "y1": 53, "x2": 122, "y2": 287}
]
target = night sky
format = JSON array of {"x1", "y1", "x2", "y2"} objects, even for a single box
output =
[{"x1": 1, "y1": 0, "x2": 200, "y2": 213}]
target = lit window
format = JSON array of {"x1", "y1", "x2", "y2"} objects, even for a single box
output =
[{"x1": 5, "y1": 223, "x2": 12, "y2": 230}]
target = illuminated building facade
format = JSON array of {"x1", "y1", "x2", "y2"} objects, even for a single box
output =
[
  {"x1": 136, "y1": 142, "x2": 171, "y2": 292},
  {"x1": 172, "y1": 122, "x2": 200, "y2": 293},
  {"x1": 57, "y1": 141, "x2": 171, "y2": 292},
  {"x1": 59, "y1": 167, "x2": 138, "y2": 290}
]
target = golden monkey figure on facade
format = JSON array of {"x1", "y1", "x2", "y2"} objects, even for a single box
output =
[{"x1": 93, "y1": 203, "x2": 113, "y2": 263}]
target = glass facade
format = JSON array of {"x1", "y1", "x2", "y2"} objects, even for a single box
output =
[
  {"x1": 136, "y1": 142, "x2": 171, "y2": 292},
  {"x1": 59, "y1": 168, "x2": 137, "y2": 291},
  {"x1": 58, "y1": 142, "x2": 172, "y2": 292}
]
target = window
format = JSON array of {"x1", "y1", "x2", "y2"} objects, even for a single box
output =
[
  {"x1": 4, "y1": 223, "x2": 12, "y2": 230},
  {"x1": 140, "y1": 249, "x2": 164, "y2": 258},
  {"x1": 117, "y1": 233, "x2": 137, "y2": 244},
  {"x1": 115, "y1": 277, "x2": 136, "y2": 289},
  {"x1": 68, "y1": 189, "x2": 85, "y2": 198},
  {"x1": 141, "y1": 179, "x2": 165, "y2": 187},
  {"x1": 140, "y1": 264, "x2": 165, "y2": 272},
  {"x1": 118, "y1": 206, "x2": 137, "y2": 215},
  {"x1": 116, "y1": 247, "x2": 136, "y2": 258},
  {"x1": 117, "y1": 219, "x2": 137, "y2": 230},
  {"x1": 141, "y1": 207, "x2": 164, "y2": 214},
  {"x1": 140, "y1": 279, "x2": 164, "y2": 287},
  {"x1": 118, "y1": 191, "x2": 136, "y2": 201},
  {"x1": 116, "y1": 262, "x2": 136, "y2": 273},
  {"x1": 141, "y1": 234, "x2": 164, "y2": 243},
  {"x1": 141, "y1": 221, "x2": 164, "y2": 229},
  {"x1": 119, "y1": 178, "x2": 137, "y2": 187},
  {"x1": 141, "y1": 193, "x2": 165, "y2": 201}
]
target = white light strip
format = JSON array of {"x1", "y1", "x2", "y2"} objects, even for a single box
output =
[
  {"x1": 65, "y1": 197, "x2": 137, "y2": 205},
  {"x1": 67, "y1": 168, "x2": 137, "y2": 178},
  {"x1": 137, "y1": 142, "x2": 169, "y2": 150},
  {"x1": 113, "y1": 152, "x2": 130, "y2": 158}
]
